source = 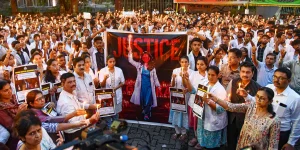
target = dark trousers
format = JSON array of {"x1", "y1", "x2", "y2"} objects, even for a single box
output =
[
  {"x1": 227, "y1": 119, "x2": 242, "y2": 150},
  {"x1": 278, "y1": 130, "x2": 291, "y2": 150},
  {"x1": 64, "y1": 129, "x2": 83, "y2": 143}
]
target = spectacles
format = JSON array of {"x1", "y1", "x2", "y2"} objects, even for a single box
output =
[
  {"x1": 35, "y1": 96, "x2": 45, "y2": 102},
  {"x1": 273, "y1": 75, "x2": 287, "y2": 81},
  {"x1": 255, "y1": 95, "x2": 268, "y2": 101}
]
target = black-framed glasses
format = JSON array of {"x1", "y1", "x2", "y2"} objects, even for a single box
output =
[
  {"x1": 35, "y1": 96, "x2": 45, "y2": 102},
  {"x1": 273, "y1": 75, "x2": 287, "y2": 81},
  {"x1": 255, "y1": 95, "x2": 268, "y2": 101}
]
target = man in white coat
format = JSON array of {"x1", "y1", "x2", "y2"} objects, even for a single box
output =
[{"x1": 187, "y1": 38, "x2": 209, "y2": 71}]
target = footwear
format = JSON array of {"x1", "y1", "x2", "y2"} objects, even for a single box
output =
[
  {"x1": 171, "y1": 133, "x2": 180, "y2": 140},
  {"x1": 188, "y1": 138, "x2": 198, "y2": 147},
  {"x1": 194, "y1": 143, "x2": 203, "y2": 150},
  {"x1": 178, "y1": 134, "x2": 188, "y2": 141}
]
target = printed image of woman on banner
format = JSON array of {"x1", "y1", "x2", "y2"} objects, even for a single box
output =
[
  {"x1": 105, "y1": 30, "x2": 188, "y2": 123},
  {"x1": 127, "y1": 47, "x2": 161, "y2": 121}
]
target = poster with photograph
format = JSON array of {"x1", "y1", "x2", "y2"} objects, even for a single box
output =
[
  {"x1": 41, "y1": 83, "x2": 51, "y2": 103},
  {"x1": 193, "y1": 84, "x2": 208, "y2": 119},
  {"x1": 52, "y1": 82, "x2": 62, "y2": 101},
  {"x1": 169, "y1": 88, "x2": 187, "y2": 112},
  {"x1": 95, "y1": 88, "x2": 115, "y2": 117},
  {"x1": 41, "y1": 102, "x2": 58, "y2": 117},
  {"x1": 13, "y1": 65, "x2": 40, "y2": 104}
]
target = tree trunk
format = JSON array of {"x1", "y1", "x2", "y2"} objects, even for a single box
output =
[
  {"x1": 71, "y1": 0, "x2": 78, "y2": 14},
  {"x1": 11, "y1": 0, "x2": 18, "y2": 15}
]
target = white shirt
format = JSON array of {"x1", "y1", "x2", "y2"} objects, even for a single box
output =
[
  {"x1": 274, "y1": 44, "x2": 295, "y2": 67},
  {"x1": 266, "y1": 84, "x2": 300, "y2": 146},
  {"x1": 0, "y1": 45, "x2": 7, "y2": 59},
  {"x1": 11, "y1": 50, "x2": 30, "y2": 65},
  {"x1": 29, "y1": 41, "x2": 42, "y2": 51},
  {"x1": 87, "y1": 68, "x2": 96, "y2": 79},
  {"x1": 56, "y1": 90, "x2": 89, "y2": 133},
  {"x1": 230, "y1": 38, "x2": 244, "y2": 49},
  {"x1": 0, "y1": 124, "x2": 9, "y2": 144},
  {"x1": 188, "y1": 71, "x2": 208, "y2": 107},
  {"x1": 74, "y1": 72, "x2": 95, "y2": 104},
  {"x1": 97, "y1": 66, "x2": 125, "y2": 104}
]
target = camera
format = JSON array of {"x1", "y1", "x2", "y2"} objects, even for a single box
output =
[{"x1": 54, "y1": 120, "x2": 131, "y2": 150}]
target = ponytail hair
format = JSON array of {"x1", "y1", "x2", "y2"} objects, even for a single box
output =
[{"x1": 267, "y1": 104, "x2": 276, "y2": 118}]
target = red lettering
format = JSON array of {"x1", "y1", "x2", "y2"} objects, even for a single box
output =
[
  {"x1": 154, "y1": 39, "x2": 159, "y2": 58},
  {"x1": 122, "y1": 37, "x2": 128, "y2": 58},
  {"x1": 133, "y1": 38, "x2": 143, "y2": 59},
  {"x1": 160, "y1": 39, "x2": 170, "y2": 59},
  {"x1": 113, "y1": 37, "x2": 122, "y2": 57},
  {"x1": 171, "y1": 39, "x2": 180, "y2": 61},
  {"x1": 143, "y1": 38, "x2": 154, "y2": 53}
]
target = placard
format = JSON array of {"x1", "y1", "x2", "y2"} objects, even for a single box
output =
[
  {"x1": 52, "y1": 82, "x2": 62, "y2": 101},
  {"x1": 83, "y1": 12, "x2": 91, "y2": 19},
  {"x1": 193, "y1": 84, "x2": 208, "y2": 119},
  {"x1": 95, "y1": 89, "x2": 115, "y2": 117},
  {"x1": 13, "y1": 65, "x2": 40, "y2": 104},
  {"x1": 41, "y1": 82, "x2": 51, "y2": 103},
  {"x1": 169, "y1": 88, "x2": 187, "y2": 112},
  {"x1": 41, "y1": 102, "x2": 58, "y2": 117},
  {"x1": 122, "y1": 11, "x2": 135, "y2": 17}
]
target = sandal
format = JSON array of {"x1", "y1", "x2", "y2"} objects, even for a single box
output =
[
  {"x1": 194, "y1": 143, "x2": 203, "y2": 150},
  {"x1": 178, "y1": 134, "x2": 188, "y2": 141},
  {"x1": 171, "y1": 133, "x2": 180, "y2": 140},
  {"x1": 188, "y1": 138, "x2": 198, "y2": 146}
]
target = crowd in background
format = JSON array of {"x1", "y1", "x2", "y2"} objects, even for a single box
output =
[{"x1": 0, "y1": 10, "x2": 299, "y2": 150}]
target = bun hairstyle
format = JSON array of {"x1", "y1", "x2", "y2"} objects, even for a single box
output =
[{"x1": 106, "y1": 54, "x2": 115, "y2": 62}]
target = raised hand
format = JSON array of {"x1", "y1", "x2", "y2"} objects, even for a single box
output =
[{"x1": 280, "y1": 48, "x2": 286, "y2": 59}]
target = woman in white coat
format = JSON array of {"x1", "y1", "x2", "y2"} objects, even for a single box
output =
[
  {"x1": 187, "y1": 56, "x2": 209, "y2": 148},
  {"x1": 169, "y1": 55, "x2": 194, "y2": 141},
  {"x1": 127, "y1": 47, "x2": 161, "y2": 121},
  {"x1": 186, "y1": 66, "x2": 227, "y2": 149},
  {"x1": 99, "y1": 55, "x2": 125, "y2": 127}
]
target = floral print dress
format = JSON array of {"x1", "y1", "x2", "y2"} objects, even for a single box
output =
[{"x1": 227, "y1": 101, "x2": 281, "y2": 150}]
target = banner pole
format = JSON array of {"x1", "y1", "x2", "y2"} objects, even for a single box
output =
[{"x1": 176, "y1": 3, "x2": 178, "y2": 14}]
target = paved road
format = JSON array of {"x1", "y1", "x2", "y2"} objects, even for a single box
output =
[
  {"x1": 123, "y1": 123, "x2": 300, "y2": 150},
  {"x1": 123, "y1": 123, "x2": 197, "y2": 150}
]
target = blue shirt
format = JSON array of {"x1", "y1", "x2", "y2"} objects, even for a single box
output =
[{"x1": 256, "y1": 62, "x2": 276, "y2": 87}]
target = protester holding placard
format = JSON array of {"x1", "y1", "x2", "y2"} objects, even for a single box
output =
[
  {"x1": 98, "y1": 55, "x2": 125, "y2": 127},
  {"x1": 26, "y1": 90, "x2": 88, "y2": 140},
  {"x1": 190, "y1": 66, "x2": 227, "y2": 149},
  {"x1": 185, "y1": 56, "x2": 208, "y2": 148},
  {"x1": 42, "y1": 59, "x2": 63, "y2": 104},
  {"x1": 169, "y1": 55, "x2": 193, "y2": 141}
]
